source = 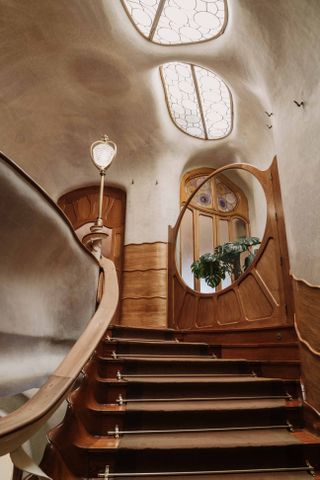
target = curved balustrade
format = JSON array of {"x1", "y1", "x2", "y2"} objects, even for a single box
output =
[
  {"x1": 0, "y1": 257, "x2": 118, "y2": 456},
  {"x1": 0, "y1": 152, "x2": 119, "y2": 455},
  {"x1": 168, "y1": 157, "x2": 293, "y2": 330}
]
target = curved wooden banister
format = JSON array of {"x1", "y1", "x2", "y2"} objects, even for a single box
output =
[{"x1": 0, "y1": 257, "x2": 119, "y2": 456}]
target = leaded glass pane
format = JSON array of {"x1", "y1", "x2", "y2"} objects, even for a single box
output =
[
  {"x1": 216, "y1": 178, "x2": 237, "y2": 212},
  {"x1": 185, "y1": 175, "x2": 213, "y2": 208},
  {"x1": 122, "y1": 0, "x2": 161, "y2": 38},
  {"x1": 194, "y1": 65, "x2": 232, "y2": 139},
  {"x1": 153, "y1": 0, "x2": 226, "y2": 45},
  {"x1": 161, "y1": 62, "x2": 205, "y2": 139}
]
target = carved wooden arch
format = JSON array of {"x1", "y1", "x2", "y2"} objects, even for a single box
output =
[{"x1": 168, "y1": 157, "x2": 293, "y2": 330}]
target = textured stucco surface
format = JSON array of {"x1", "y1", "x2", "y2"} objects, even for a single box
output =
[
  {"x1": 0, "y1": 1, "x2": 318, "y2": 281},
  {"x1": 0, "y1": 156, "x2": 99, "y2": 395}
]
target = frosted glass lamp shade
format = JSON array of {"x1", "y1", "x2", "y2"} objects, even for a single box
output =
[{"x1": 90, "y1": 136, "x2": 117, "y2": 171}]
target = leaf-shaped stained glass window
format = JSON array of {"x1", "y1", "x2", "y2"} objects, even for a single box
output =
[
  {"x1": 122, "y1": 0, "x2": 227, "y2": 45},
  {"x1": 160, "y1": 62, "x2": 232, "y2": 140}
]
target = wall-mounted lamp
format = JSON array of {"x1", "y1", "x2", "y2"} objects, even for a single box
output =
[
  {"x1": 90, "y1": 134, "x2": 117, "y2": 227},
  {"x1": 82, "y1": 134, "x2": 117, "y2": 259}
]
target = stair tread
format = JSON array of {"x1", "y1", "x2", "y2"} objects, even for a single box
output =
[
  {"x1": 85, "y1": 397, "x2": 299, "y2": 412},
  {"x1": 74, "y1": 429, "x2": 312, "y2": 450}
]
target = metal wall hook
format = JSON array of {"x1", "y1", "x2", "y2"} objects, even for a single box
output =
[
  {"x1": 264, "y1": 111, "x2": 273, "y2": 117},
  {"x1": 293, "y1": 100, "x2": 304, "y2": 107},
  {"x1": 266, "y1": 124, "x2": 273, "y2": 129}
]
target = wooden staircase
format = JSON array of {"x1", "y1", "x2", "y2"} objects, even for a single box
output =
[{"x1": 40, "y1": 325, "x2": 320, "y2": 479}]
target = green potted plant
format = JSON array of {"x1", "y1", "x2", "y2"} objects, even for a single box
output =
[{"x1": 191, "y1": 237, "x2": 261, "y2": 288}]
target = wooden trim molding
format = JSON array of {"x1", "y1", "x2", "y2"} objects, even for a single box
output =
[{"x1": 0, "y1": 257, "x2": 119, "y2": 456}]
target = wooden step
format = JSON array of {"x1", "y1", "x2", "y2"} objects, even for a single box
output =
[
  {"x1": 109, "y1": 325, "x2": 176, "y2": 341},
  {"x1": 96, "y1": 357, "x2": 251, "y2": 378},
  {"x1": 93, "y1": 376, "x2": 299, "y2": 404}
]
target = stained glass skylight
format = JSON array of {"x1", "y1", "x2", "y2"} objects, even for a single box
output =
[
  {"x1": 121, "y1": 0, "x2": 227, "y2": 45},
  {"x1": 160, "y1": 62, "x2": 232, "y2": 140}
]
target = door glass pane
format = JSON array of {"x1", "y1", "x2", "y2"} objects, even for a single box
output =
[
  {"x1": 199, "y1": 215, "x2": 215, "y2": 293},
  {"x1": 181, "y1": 208, "x2": 194, "y2": 289},
  {"x1": 233, "y1": 218, "x2": 247, "y2": 239},
  {"x1": 219, "y1": 219, "x2": 231, "y2": 289}
]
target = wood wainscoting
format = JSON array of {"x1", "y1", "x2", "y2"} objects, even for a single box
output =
[
  {"x1": 120, "y1": 242, "x2": 168, "y2": 328},
  {"x1": 168, "y1": 158, "x2": 294, "y2": 331},
  {"x1": 293, "y1": 275, "x2": 320, "y2": 431}
]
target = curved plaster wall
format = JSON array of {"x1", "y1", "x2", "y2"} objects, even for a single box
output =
[
  {"x1": 0, "y1": 154, "x2": 99, "y2": 395},
  {"x1": 0, "y1": 1, "x2": 318, "y2": 282}
]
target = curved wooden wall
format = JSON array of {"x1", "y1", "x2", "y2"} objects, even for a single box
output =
[
  {"x1": 168, "y1": 158, "x2": 293, "y2": 330},
  {"x1": 293, "y1": 276, "x2": 320, "y2": 416}
]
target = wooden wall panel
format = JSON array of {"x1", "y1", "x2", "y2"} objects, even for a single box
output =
[
  {"x1": 178, "y1": 293, "x2": 197, "y2": 330},
  {"x1": 196, "y1": 297, "x2": 215, "y2": 327},
  {"x1": 255, "y1": 239, "x2": 281, "y2": 304},
  {"x1": 121, "y1": 298, "x2": 167, "y2": 328},
  {"x1": 217, "y1": 290, "x2": 242, "y2": 325},
  {"x1": 173, "y1": 280, "x2": 186, "y2": 326},
  {"x1": 120, "y1": 243, "x2": 168, "y2": 328},
  {"x1": 122, "y1": 270, "x2": 167, "y2": 299},
  {"x1": 238, "y1": 274, "x2": 273, "y2": 320},
  {"x1": 293, "y1": 277, "x2": 320, "y2": 414},
  {"x1": 123, "y1": 243, "x2": 168, "y2": 271}
]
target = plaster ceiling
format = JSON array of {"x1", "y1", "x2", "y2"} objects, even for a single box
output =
[{"x1": 0, "y1": 0, "x2": 276, "y2": 200}]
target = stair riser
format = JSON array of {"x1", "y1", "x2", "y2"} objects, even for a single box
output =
[
  {"x1": 109, "y1": 327, "x2": 175, "y2": 341},
  {"x1": 222, "y1": 346, "x2": 299, "y2": 361},
  {"x1": 100, "y1": 343, "x2": 213, "y2": 357},
  {"x1": 93, "y1": 380, "x2": 298, "y2": 404},
  {"x1": 97, "y1": 360, "x2": 251, "y2": 378},
  {"x1": 78, "y1": 408, "x2": 303, "y2": 436},
  {"x1": 83, "y1": 445, "x2": 315, "y2": 477}
]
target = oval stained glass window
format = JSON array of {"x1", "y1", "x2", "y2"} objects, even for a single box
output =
[
  {"x1": 160, "y1": 62, "x2": 232, "y2": 140},
  {"x1": 121, "y1": 0, "x2": 227, "y2": 46}
]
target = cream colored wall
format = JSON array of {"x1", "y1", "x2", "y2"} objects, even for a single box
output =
[
  {"x1": 0, "y1": 455, "x2": 13, "y2": 480},
  {"x1": 0, "y1": 1, "x2": 318, "y2": 281}
]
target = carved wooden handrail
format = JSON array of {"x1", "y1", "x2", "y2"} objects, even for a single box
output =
[{"x1": 0, "y1": 256, "x2": 119, "y2": 456}]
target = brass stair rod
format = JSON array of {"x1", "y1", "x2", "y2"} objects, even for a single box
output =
[
  {"x1": 111, "y1": 353, "x2": 216, "y2": 359},
  {"x1": 107, "y1": 423, "x2": 293, "y2": 437},
  {"x1": 116, "y1": 372, "x2": 255, "y2": 379},
  {"x1": 96, "y1": 462, "x2": 315, "y2": 478},
  {"x1": 116, "y1": 393, "x2": 293, "y2": 404}
]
